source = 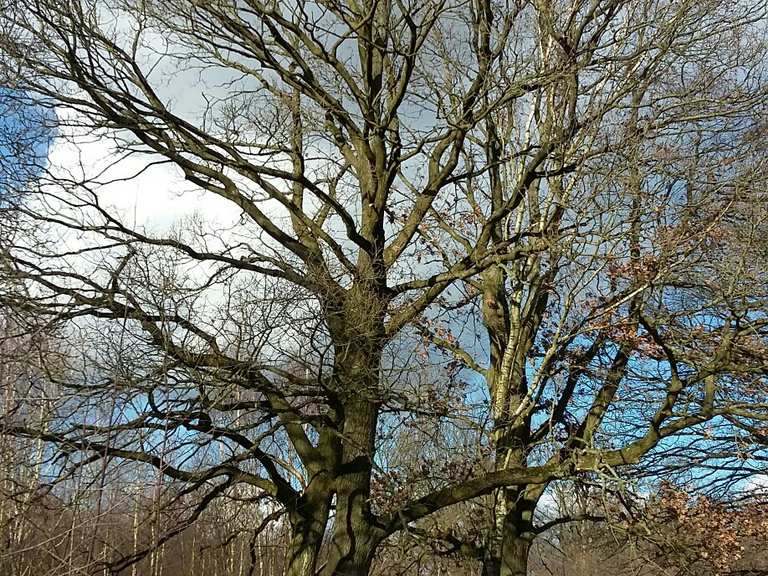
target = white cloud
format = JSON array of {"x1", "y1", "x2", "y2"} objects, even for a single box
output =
[{"x1": 45, "y1": 119, "x2": 242, "y2": 234}]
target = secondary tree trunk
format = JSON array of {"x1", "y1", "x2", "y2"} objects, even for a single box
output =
[
  {"x1": 482, "y1": 493, "x2": 536, "y2": 576},
  {"x1": 497, "y1": 532, "x2": 532, "y2": 576}
]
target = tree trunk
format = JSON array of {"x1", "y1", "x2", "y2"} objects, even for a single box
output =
[
  {"x1": 321, "y1": 399, "x2": 381, "y2": 576},
  {"x1": 282, "y1": 468, "x2": 333, "y2": 576},
  {"x1": 498, "y1": 532, "x2": 531, "y2": 576},
  {"x1": 481, "y1": 553, "x2": 501, "y2": 576},
  {"x1": 483, "y1": 543, "x2": 531, "y2": 576},
  {"x1": 320, "y1": 232, "x2": 387, "y2": 576},
  {"x1": 285, "y1": 504, "x2": 329, "y2": 576},
  {"x1": 284, "y1": 534, "x2": 322, "y2": 576},
  {"x1": 482, "y1": 501, "x2": 534, "y2": 576}
]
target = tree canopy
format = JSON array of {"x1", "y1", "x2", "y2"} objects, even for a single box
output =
[{"x1": 1, "y1": 1, "x2": 768, "y2": 575}]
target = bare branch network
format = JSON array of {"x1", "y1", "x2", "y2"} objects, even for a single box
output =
[{"x1": 1, "y1": 1, "x2": 768, "y2": 575}]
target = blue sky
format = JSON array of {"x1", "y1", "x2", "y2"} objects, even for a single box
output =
[{"x1": 0, "y1": 89, "x2": 53, "y2": 195}]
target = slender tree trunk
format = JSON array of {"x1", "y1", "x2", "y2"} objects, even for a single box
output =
[
  {"x1": 481, "y1": 256, "x2": 547, "y2": 576},
  {"x1": 483, "y1": 496, "x2": 535, "y2": 576},
  {"x1": 497, "y1": 531, "x2": 531, "y2": 576}
]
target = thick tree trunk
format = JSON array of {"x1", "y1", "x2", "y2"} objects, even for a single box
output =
[
  {"x1": 483, "y1": 542, "x2": 531, "y2": 576},
  {"x1": 285, "y1": 537, "x2": 320, "y2": 576},
  {"x1": 323, "y1": 526, "x2": 378, "y2": 576},
  {"x1": 482, "y1": 556, "x2": 502, "y2": 576},
  {"x1": 284, "y1": 487, "x2": 331, "y2": 576},
  {"x1": 321, "y1": 399, "x2": 381, "y2": 576},
  {"x1": 320, "y1": 213, "x2": 387, "y2": 576}
]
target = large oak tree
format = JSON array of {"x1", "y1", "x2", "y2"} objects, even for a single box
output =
[{"x1": 1, "y1": 1, "x2": 768, "y2": 575}]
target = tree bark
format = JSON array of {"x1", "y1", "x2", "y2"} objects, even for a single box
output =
[
  {"x1": 284, "y1": 533, "x2": 322, "y2": 576},
  {"x1": 317, "y1": 189, "x2": 388, "y2": 573},
  {"x1": 497, "y1": 531, "x2": 531, "y2": 576},
  {"x1": 322, "y1": 399, "x2": 382, "y2": 576},
  {"x1": 481, "y1": 252, "x2": 547, "y2": 576},
  {"x1": 284, "y1": 485, "x2": 332, "y2": 576},
  {"x1": 482, "y1": 496, "x2": 535, "y2": 576}
]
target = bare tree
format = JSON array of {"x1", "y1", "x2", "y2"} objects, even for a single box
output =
[
  {"x1": 455, "y1": 3, "x2": 768, "y2": 573},
  {"x1": 1, "y1": 1, "x2": 768, "y2": 576}
]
